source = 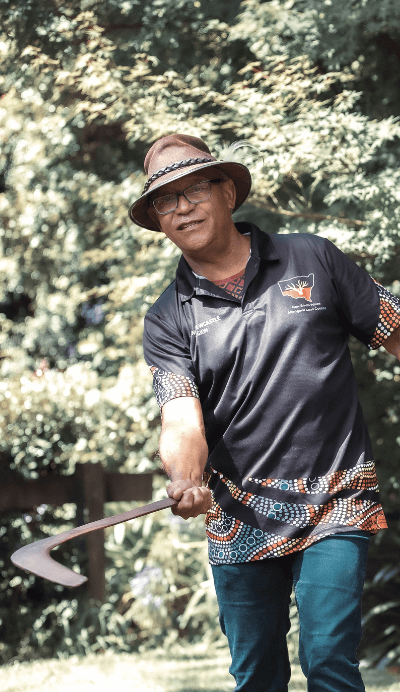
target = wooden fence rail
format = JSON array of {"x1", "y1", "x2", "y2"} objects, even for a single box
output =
[{"x1": 1, "y1": 463, "x2": 153, "y2": 602}]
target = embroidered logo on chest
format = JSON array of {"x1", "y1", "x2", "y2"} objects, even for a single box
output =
[{"x1": 278, "y1": 273, "x2": 314, "y2": 302}]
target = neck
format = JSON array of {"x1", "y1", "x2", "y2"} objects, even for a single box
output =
[{"x1": 182, "y1": 226, "x2": 251, "y2": 281}]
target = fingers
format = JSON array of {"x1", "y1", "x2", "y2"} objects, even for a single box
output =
[
  {"x1": 167, "y1": 482, "x2": 212, "y2": 520},
  {"x1": 167, "y1": 479, "x2": 197, "y2": 500}
]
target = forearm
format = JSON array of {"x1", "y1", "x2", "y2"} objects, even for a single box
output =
[
  {"x1": 159, "y1": 423, "x2": 209, "y2": 485},
  {"x1": 382, "y1": 325, "x2": 400, "y2": 361}
]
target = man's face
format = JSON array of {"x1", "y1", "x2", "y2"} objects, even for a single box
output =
[{"x1": 147, "y1": 170, "x2": 236, "y2": 255}]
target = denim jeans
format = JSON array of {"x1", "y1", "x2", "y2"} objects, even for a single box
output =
[{"x1": 211, "y1": 531, "x2": 370, "y2": 692}]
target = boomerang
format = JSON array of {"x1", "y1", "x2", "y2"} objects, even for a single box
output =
[{"x1": 11, "y1": 497, "x2": 178, "y2": 587}]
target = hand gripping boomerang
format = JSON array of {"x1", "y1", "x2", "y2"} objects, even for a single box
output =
[{"x1": 11, "y1": 497, "x2": 178, "y2": 587}]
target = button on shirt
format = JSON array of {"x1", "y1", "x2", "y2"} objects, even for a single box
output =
[{"x1": 143, "y1": 223, "x2": 400, "y2": 565}]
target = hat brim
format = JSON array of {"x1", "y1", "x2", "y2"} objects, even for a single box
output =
[{"x1": 128, "y1": 160, "x2": 252, "y2": 232}]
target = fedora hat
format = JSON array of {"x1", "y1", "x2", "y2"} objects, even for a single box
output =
[{"x1": 128, "y1": 134, "x2": 252, "y2": 231}]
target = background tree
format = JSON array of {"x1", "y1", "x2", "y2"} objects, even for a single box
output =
[{"x1": 0, "y1": 0, "x2": 399, "y2": 666}]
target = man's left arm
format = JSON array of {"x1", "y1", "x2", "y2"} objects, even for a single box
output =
[
  {"x1": 382, "y1": 325, "x2": 400, "y2": 361},
  {"x1": 321, "y1": 239, "x2": 400, "y2": 358}
]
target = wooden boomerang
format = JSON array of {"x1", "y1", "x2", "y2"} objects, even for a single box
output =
[{"x1": 11, "y1": 497, "x2": 178, "y2": 587}]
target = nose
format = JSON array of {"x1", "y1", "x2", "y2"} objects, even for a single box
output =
[{"x1": 175, "y1": 191, "x2": 196, "y2": 213}]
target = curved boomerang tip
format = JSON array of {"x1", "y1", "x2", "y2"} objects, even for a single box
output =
[{"x1": 11, "y1": 543, "x2": 87, "y2": 587}]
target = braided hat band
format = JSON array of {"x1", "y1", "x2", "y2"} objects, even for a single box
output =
[{"x1": 143, "y1": 157, "x2": 215, "y2": 194}]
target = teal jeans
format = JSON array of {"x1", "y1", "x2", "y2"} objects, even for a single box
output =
[{"x1": 211, "y1": 531, "x2": 370, "y2": 692}]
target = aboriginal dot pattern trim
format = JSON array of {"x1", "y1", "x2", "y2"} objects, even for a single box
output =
[
  {"x1": 150, "y1": 366, "x2": 200, "y2": 409},
  {"x1": 217, "y1": 472, "x2": 379, "y2": 528},
  {"x1": 206, "y1": 504, "x2": 383, "y2": 563},
  {"x1": 205, "y1": 465, "x2": 387, "y2": 564},
  {"x1": 369, "y1": 280, "x2": 400, "y2": 349},
  {"x1": 247, "y1": 458, "x2": 378, "y2": 494}
]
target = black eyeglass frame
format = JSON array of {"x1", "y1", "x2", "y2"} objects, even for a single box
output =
[{"x1": 149, "y1": 178, "x2": 224, "y2": 215}]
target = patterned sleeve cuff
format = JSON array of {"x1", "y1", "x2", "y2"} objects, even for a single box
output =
[
  {"x1": 150, "y1": 366, "x2": 200, "y2": 409},
  {"x1": 368, "y1": 280, "x2": 400, "y2": 350}
]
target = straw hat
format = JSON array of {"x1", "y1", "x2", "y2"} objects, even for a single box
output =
[{"x1": 128, "y1": 134, "x2": 252, "y2": 231}]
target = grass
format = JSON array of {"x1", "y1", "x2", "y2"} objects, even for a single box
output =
[{"x1": 2, "y1": 642, "x2": 400, "y2": 692}]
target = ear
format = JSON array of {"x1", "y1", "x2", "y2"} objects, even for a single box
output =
[
  {"x1": 221, "y1": 177, "x2": 236, "y2": 212},
  {"x1": 148, "y1": 206, "x2": 163, "y2": 231}
]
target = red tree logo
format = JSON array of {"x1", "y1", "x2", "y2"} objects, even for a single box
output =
[{"x1": 278, "y1": 273, "x2": 314, "y2": 302}]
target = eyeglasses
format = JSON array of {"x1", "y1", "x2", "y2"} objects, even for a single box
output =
[{"x1": 151, "y1": 179, "x2": 224, "y2": 215}]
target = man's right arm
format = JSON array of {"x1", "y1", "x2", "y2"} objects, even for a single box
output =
[{"x1": 159, "y1": 396, "x2": 212, "y2": 520}]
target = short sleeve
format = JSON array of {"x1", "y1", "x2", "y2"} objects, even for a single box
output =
[
  {"x1": 322, "y1": 239, "x2": 381, "y2": 346},
  {"x1": 143, "y1": 311, "x2": 200, "y2": 409},
  {"x1": 368, "y1": 280, "x2": 400, "y2": 349}
]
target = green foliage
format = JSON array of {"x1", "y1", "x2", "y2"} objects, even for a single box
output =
[
  {"x1": 232, "y1": 0, "x2": 400, "y2": 119},
  {"x1": 1, "y1": 503, "x2": 84, "y2": 663},
  {"x1": 0, "y1": 0, "x2": 399, "y2": 667}
]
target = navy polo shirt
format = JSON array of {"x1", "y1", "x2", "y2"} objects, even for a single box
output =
[{"x1": 143, "y1": 222, "x2": 397, "y2": 564}]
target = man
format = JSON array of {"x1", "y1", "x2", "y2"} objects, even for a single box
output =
[{"x1": 128, "y1": 134, "x2": 400, "y2": 692}]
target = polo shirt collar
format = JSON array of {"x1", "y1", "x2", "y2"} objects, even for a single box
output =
[{"x1": 175, "y1": 222, "x2": 280, "y2": 302}]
